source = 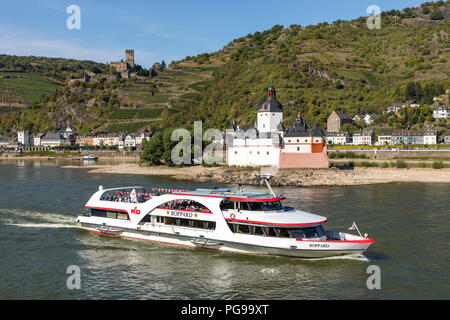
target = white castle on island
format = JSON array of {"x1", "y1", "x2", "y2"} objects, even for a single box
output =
[{"x1": 225, "y1": 86, "x2": 329, "y2": 168}]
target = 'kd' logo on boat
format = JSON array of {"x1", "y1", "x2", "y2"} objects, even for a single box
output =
[{"x1": 131, "y1": 207, "x2": 141, "y2": 215}]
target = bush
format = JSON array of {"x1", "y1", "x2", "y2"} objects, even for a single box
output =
[
  {"x1": 430, "y1": 9, "x2": 444, "y2": 20},
  {"x1": 432, "y1": 161, "x2": 444, "y2": 169},
  {"x1": 395, "y1": 160, "x2": 408, "y2": 168},
  {"x1": 382, "y1": 162, "x2": 389, "y2": 168},
  {"x1": 359, "y1": 161, "x2": 378, "y2": 167},
  {"x1": 417, "y1": 162, "x2": 428, "y2": 168},
  {"x1": 330, "y1": 151, "x2": 367, "y2": 159}
]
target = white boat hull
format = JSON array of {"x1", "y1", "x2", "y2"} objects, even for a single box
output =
[{"x1": 79, "y1": 223, "x2": 372, "y2": 259}]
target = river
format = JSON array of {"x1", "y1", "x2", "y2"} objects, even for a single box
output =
[{"x1": 0, "y1": 159, "x2": 448, "y2": 299}]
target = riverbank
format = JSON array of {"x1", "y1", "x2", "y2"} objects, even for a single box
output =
[
  {"x1": 72, "y1": 163, "x2": 450, "y2": 186},
  {"x1": 0, "y1": 153, "x2": 139, "y2": 161}
]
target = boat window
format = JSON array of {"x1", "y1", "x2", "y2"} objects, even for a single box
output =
[
  {"x1": 220, "y1": 200, "x2": 235, "y2": 211},
  {"x1": 288, "y1": 229, "x2": 305, "y2": 238},
  {"x1": 117, "y1": 212, "x2": 129, "y2": 220},
  {"x1": 225, "y1": 223, "x2": 325, "y2": 238},
  {"x1": 158, "y1": 200, "x2": 211, "y2": 213},
  {"x1": 261, "y1": 227, "x2": 278, "y2": 237},
  {"x1": 107, "y1": 211, "x2": 117, "y2": 219},
  {"x1": 294, "y1": 226, "x2": 325, "y2": 238},
  {"x1": 203, "y1": 222, "x2": 215, "y2": 230},
  {"x1": 140, "y1": 215, "x2": 151, "y2": 223},
  {"x1": 90, "y1": 209, "x2": 130, "y2": 220},
  {"x1": 254, "y1": 226, "x2": 265, "y2": 236},
  {"x1": 278, "y1": 228, "x2": 291, "y2": 238},
  {"x1": 239, "y1": 201, "x2": 283, "y2": 211},
  {"x1": 227, "y1": 222, "x2": 238, "y2": 233},
  {"x1": 237, "y1": 224, "x2": 250, "y2": 234},
  {"x1": 315, "y1": 225, "x2": 325, "y2": 237},
  {"x1": 261, "y1": 201, "x2": 283, "y2": 211},
  {"x1": 165, "y1": 217, "x2": 176, "y2": 225},
  {"x1": 159, "y1": 216, "x2": 216, "y2": 230},
  {"x1": 179, "y1": 219, "x2": 190, "y2": 227},
  {"x1": 90, "y1": 209, "x2": 106, "y2": 217}
]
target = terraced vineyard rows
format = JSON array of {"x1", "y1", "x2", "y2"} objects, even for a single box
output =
[{"x1": 99, "y1": 64, "x2": 219, "y2": 132}]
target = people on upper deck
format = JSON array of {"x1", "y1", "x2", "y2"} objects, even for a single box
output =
[{"x1": 160, "y1": 199, "x2": 210, "y2": 212}]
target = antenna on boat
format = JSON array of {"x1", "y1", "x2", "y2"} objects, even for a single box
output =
[
  {"x1": 254, "y1": 173, "x2": 277, "y2": 198},
  {"x1": 262, "y1": 175, "x2": 277, "y2": 198}
]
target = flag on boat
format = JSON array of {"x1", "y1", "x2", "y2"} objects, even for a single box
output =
[{"x1": 348, "y1": 222, "x2": 357, "y2": 230}]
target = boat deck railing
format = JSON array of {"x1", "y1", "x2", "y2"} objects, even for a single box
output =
[{"x1": 98, "y1": 186, "x2": 188, "y2": 203}]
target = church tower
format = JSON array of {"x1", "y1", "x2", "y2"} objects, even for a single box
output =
[{"x1": 256, "y1": 85, "x2": 283, "y2": 133}]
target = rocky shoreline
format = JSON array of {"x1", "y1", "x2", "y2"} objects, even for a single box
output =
[
  {"x1": 195, "y1": 167, "x2": 450, "y2": 186},
  {"x1": 82, "y1": 164, "x2": 450, "y2": 186}
]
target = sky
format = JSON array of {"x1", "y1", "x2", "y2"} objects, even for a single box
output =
[{"x1": 0, "y1": 0, "x2": 428, "y2": 68}]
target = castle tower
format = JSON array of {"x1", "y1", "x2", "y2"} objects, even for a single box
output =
[
  {"x1": 18, "y1": 131, "x2": 29, "y2": 146},
  {"x1": 257, "y1": 85, "x2": 283, "y2": 133},
  {"x1": 125, "y1": 49, "x2": 135, "y2": 68}
]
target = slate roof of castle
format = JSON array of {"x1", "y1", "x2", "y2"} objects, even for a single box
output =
[{"x1": 285, "y1": 113, "x2": 324, "y2": 137}]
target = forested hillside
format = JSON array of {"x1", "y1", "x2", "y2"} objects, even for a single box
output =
[{"x1": 168, "y1": 1, "x2": 450, "y2": 131}]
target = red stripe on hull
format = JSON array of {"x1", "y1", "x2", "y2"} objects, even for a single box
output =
[{"x1": 296, "y1": 238, "x2": 375, "y2": 244}]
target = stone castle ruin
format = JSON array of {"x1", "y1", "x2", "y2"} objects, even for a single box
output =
[
  {"x1": 109, "y1": 49, "x2": 136, "y2": 79},
  {"x1": 68, "y1": 49, "x2": 137, "y2": 86}
]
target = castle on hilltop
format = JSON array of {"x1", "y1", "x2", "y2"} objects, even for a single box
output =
[
  {"x1": 225, "y1": 85, "x2": 329, "y2": 168},
  {"x1": 108, "y1": 49, "x2": 137, "y2": 79}
]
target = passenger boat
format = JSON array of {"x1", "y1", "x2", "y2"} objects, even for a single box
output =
[
  {"x1": 82, "y1": 154, "x2": 98, "y2": 161},
  {"x1": 76, "y1": 181, "x2": 374, "y2": 258}
]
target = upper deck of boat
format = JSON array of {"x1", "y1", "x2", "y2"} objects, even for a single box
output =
[
  {"x1": 98, "y1": 186, "x2": 285, "y2": 202},
  {"x1": 168, "y1": 188, "x2": 285, "y2": 202}
]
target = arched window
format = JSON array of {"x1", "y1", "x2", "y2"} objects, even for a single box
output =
[{"x1": 158, "y1": 200, "x2": 211, "y2": 213}]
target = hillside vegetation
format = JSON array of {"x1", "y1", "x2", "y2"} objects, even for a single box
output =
[{"x1": 0, "y1": 1, "x2": 449, "y2": 135}]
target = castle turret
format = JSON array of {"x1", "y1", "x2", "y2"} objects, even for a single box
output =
[{"x1": 257, "y1": 85, "x2": 283, "y2": 133}]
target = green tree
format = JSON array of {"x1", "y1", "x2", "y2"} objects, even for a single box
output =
[
  {"x1": 340, "y1": 123, "x2": 359, "y2": 135},
  {"x1": 430, "y1": 9, "x2": 444, "y2": 20},
  {"x1": 141, "y1": 132, "x2": 164, "y2": 165}
]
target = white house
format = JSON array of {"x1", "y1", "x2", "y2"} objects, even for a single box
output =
[
  {"x1": 433, "y1": 106, "x2": 449, "y2": 120},
  {"x1": 124, "y1": 133, "x2": 137, "y2": 148},
  {"x1": 41, "y1": 132, "x2": 64, "y2": 147},
  {"x1": 93, "y1": 133, "x2": 124, "y2": 147},
  {"x1": 376, "y1": 129, "x2": 393, "y2": 146},
  {"x1": 353, "y1": 130, "x2": 374, "y2": 145},
  {"x1": 326, "y1": 132, "x2": 351, "y2": 145},
  {"x1": 62, "y1": 125, "x2": 77, "y2": 139},
  {"x1": 423, "y1": 130, "x2": 437, "y2": 145},
  {"x1": 387, "y1": 100, "x2": 420, "y2": 113},
  {"x1": 135, "y1": 129, "x2": 152, "y2": 147},
  {"x1": 0, "y1": 136, "x2": 13, "y2": 148},
  {"x1": 364, "y1": 114, "x2": 377, "y2": 125},
  {"x1": 31, "y1": 133, "x2": 45, "y2": 147}
]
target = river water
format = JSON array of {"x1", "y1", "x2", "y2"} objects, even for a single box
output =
[{"x1": 0, "y1": 159, "x2": 448, "y2": 299}]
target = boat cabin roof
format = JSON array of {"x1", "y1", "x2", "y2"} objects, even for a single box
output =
[{"x1": 170, "y1": 188, "x2": 285, "y2": 202}]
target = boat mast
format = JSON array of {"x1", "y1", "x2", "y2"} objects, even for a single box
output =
[{"x1": 262, "y1": 175, "x2": 277, "y2": 198}]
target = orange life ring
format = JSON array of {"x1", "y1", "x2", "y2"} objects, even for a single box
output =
[{"x1": 230, "y1": 213, "x2": 236, "y2": 220}]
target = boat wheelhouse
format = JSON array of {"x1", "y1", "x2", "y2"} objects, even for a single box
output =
[{"x1": 76, "y1": 183, "x2": 374, "y2": 258}]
